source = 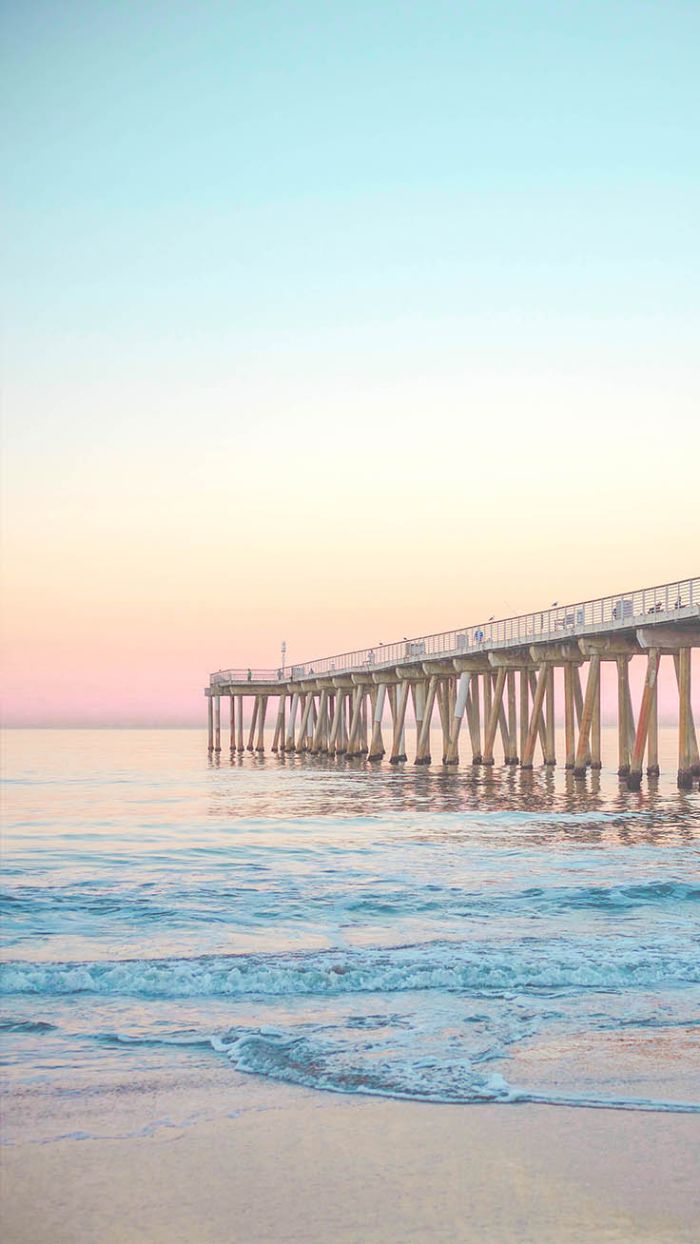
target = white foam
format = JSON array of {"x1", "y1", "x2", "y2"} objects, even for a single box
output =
[{"x1": 3, "y1": 937, "x2": 699, "y2": 999}]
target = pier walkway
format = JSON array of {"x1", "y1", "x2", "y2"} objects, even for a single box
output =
[{"x1": 206, "y1": 577, "x2": 700, "y2": 788}]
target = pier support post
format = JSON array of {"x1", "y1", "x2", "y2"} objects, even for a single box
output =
[
  {"x1": 255, "y1": 697, "x2": 268, "y2": 753},
  {"x1": 591, "y1": 672, "x2": 602, "y2": 770},
  {"x1": 572, "y1": 667, "x2": 592, "y2": 766},
  {"x1": 337, "y1": 691, "x2": 349, "y2": 754},
  {"x1": 574, "y1": 655, "x2": 600, "y2": 777},
  {"x1": 677, "y1": 648, "x2": 694, "y2": 788},
  {"x1": 236, "y1": 696, "x2": 244, "y2": 752},
  {"x1": 564, "y1": 664, "x2": 575, "y2": 769},
  {"x1": 628, "y1": 649, "x2": 659, "y2": 788},
  {"x1": 445, "y1": 673, "x2": 470, "y2": 764},
  {"x1": 390, "y1": 682, "x2": 410, "y2": 763},
  {"x1": 296, "y1": 693, "x2": 313, "y2": 753},
  {"x1": 528, "y1": 671, "x2": 548, "y2": 762},
  {"x1": 328, "y1": 691, "x2": 341, "y2": 754},
  {"x1": 369, "y1": 684, "x2": 387, "y2": 760},
  {"x1": 483, "y1": 667, "x2": 506, "y2": 765},
  {"x1": 483, "y1": 674, "x2": 492, "y2": 758},
  {"x1": 229, "y1": 695, "x2": 236, "y2": 752},
  {"x1": 415, "y1": 676, "x2": 438, "y2": 765},
  {"x1": 673, "y1": 653, "x2": 700, "y2": 778},
  {"x1": 522, "y1": 663, "x2": 548, "y2": 769},
  {"x1": 214, "y1": 695, "x2": 221, "y2": 753},
  {"x1": 646, "y1": 668, "x2": 659, "y2": 776},
  {"x1": 436, "y1": 679, "x2": 450, "y2": 764},
  {"x1": 506, "y1": 670, "x2": 518, "y2": 764},
  {"x1": 466, "y1": 678, "x2": 482, "y2": 763},
  {"x1": 207, "y1": 695, "x2": 214, "y2": 753},
  {"x1": 411, "y1": 682, "x2": 425, "y2": 762},
  {"x1": 359, "y1": 690, "x2": 369, "y2": 755},
  {"x1": 616, "y1": 657, "x2": 632, "y2": 775},
  {"x1": 308, "y1": 696, "x2": 318, "y2": 748},
  {"x1": 347, "y1": 685, "x2": 364, "y2": 757},
  {"x1": 519, "y1": 670, "x2": 529, "y2": 762},
  {"x1": 311, "y1": 690, "x2": 328, "y2": 754},
  {"x1": 286, "y1": 692, "x2": 299, "y2": 752},
  {"x1": 272, "y1": 693, "x2": 286, "y2": 753},
  {"x1": 544, "y1": 666, "x2": 556, "y2": 766},
  {"x1": 246, "y1": 697, "x2": 259, "y2": 752}
]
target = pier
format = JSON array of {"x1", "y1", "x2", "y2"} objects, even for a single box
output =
[{"x1": 206, "y1": 577, "x2": 700, "y2": 789}]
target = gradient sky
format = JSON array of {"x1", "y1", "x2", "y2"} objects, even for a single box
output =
[{"x1": 2, "y1": 0, "x2": 699, "y2": 725}]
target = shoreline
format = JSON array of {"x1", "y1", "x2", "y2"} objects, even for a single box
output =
[{"x1": 3, "y1": 1073, "x2": 699, "y2": 1243}]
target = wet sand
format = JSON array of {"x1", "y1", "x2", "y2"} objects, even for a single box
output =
[{"x1": 3, "y1": 1077, "x2": 699, "y2": 1244}]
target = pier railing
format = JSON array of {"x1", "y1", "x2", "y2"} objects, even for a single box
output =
[{"x1": 210, "y1": 576, "x2": 699, "y2": 686}]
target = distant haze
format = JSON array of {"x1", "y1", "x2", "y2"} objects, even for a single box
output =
[{"x1": 2, "y1": 1, "x2": 698, "y2": 725}]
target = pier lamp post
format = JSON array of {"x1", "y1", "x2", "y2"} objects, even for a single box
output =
[{"x1": 281, "y1": 641, "x2": 286, "y2": 675}]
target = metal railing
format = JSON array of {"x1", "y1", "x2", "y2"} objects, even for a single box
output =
[
  {"x1": 210, "y1": 576, "x2": 699, "y2": 686},
  {"x1": 210, "y1": 667, "x2": 283, "y2": 687}
]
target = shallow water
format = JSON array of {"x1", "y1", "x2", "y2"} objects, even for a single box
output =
[{"x1": 1, "y1": 727, "x2": 699, "y2": 1135}]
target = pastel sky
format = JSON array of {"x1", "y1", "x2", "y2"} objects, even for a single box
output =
[{"x1": 2, "y1": 1, "x2": 698, "y2": 725}]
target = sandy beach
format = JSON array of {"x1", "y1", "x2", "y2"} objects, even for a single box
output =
[{"x1": 3, "y1": 1067, "x2": 699, "y2": 1244}]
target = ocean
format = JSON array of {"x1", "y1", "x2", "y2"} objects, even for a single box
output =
[{"x1": 2, "y1": 726, "x2": 699, "y2": 1142}]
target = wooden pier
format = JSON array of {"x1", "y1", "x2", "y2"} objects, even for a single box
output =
[{"x1": 206, "y1": 577, "x2": 700, "y2": 789}]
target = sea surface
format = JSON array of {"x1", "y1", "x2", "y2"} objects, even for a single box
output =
[{"x1": 2, "y1": 727, "x2": 699, "y2": 1139}]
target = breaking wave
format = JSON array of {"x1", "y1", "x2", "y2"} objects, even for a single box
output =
[{"x1": 3, "y1": 938, "x2": 699, "y2": 999}]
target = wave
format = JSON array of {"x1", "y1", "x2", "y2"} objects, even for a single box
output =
[
  {"x1": 211, "y1": 1026, "x2": 700, "y2": 1113},
  {"x1": 3, "y1": 938, "x2": 699, "y2": 999},
  {"x1": 0, "y1": 1017, "x2": 57, "y2": 1034},
  {"x1": 2, "y1": 878, "x2": 696, "y2": 932}
]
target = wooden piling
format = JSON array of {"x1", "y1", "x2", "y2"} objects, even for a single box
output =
[
  {"x1": 255, "y1": 696, "x2": 268, "y2": 753},
  {"x1": 522, "y1": 664, "x2": 548, "y2": 769},
  {"x1": 466, "y1": 678, "x2": 482, "y2": 763},
  {"x1": 390, "y1": 682, "x2": 410, "y2": 763},
  {"x1": 286, "y1": 692, "x2": 299, "y2": 752},
  {"x1": 337, "y1": 691, "x2": 349, "y2": 754},
  {"x1": 207, "y1": 695, "x2": 214, "y2": 752},
  {"x1": 296, "y1": 693, "x2": 313, "y2": 753},
  {"x1": 564, "y1": 664, "x2": 575, "y2": 769},
  {"x1": 483, "y1": 674, "x2": 492, "y2": 758},
  {"x1": 415, "y1": 676, "x2": 438, "y2": 764},
  {"x1": 616, "y1": 657, "x2": 630, "y2": 776},
  {"x1": 628, "y1": 649, "x2": 659, "y2": 788},
  {"x1": 445, "y1": 672, "x2": 470, "y2": 765},
  {"x1": 573, "y1": 655, "x2": 600, "y2": 777},
  {"x1": 677, "y1": 648, "x2": 694, "y2": 788},
  {"x1": 369, "y1": 684, "x2": 387, "y2": 760},
  {"x1": 506, "y1": 670, "x2": 518, "y2": 764},
  {"x1": 245, "y1": 697, "x2": 258, "y2": 752},
  {"x1": 347, "y1": 685, "x2": 363, "y2": 757},
  {"x1": 589, "y1": 666, "x2": 601, "y2": 769},
  {"x1": 528, "y1": 671, "x2": 548, "y2": 762},
  {"x1": 311, "y1": 689, "x2": 328, "y2": 754},
  {"x1": 214, "y1": 695, "x2": 221, "y2": 752},
  {"x1": 271, "y1": 694, "x2": 283, "y2": 752},
  {"x1": 673, "y1": 653, "x2": 700, "y2": 777},
  {"x1": 483, "y1": 667, "x2": 506, "y2": 765},
  {"x1": 436, "y1": 679, "x2": 450, "y2": 764},
  {"x1": 519, "y1": 670, "x2": 529, "y2": 762},
  {"x1": 646, "y1": 667, "x2": 659, "y2": 776},
  {"x1": 544, "y1": 666, "x2": 556, "y2": 766}
]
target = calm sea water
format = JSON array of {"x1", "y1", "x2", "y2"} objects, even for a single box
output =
[{"x1": 2, "y1": 727, "x2": 699, "y2": 1131}]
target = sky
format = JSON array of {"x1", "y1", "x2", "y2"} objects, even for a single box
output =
[{"x1": 2, "y1": 0, "x2": 699, "y2": 725}]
